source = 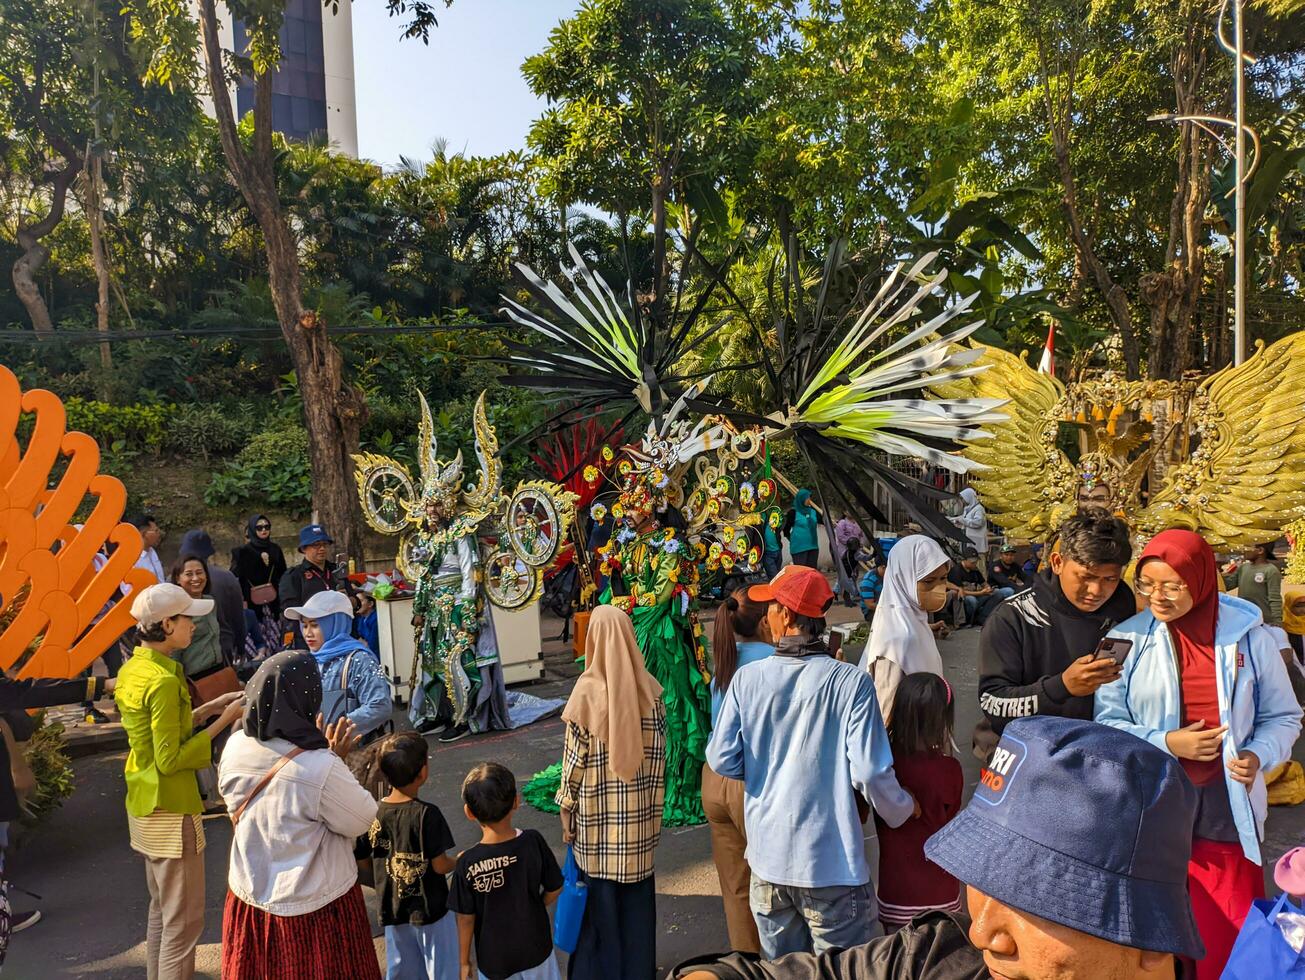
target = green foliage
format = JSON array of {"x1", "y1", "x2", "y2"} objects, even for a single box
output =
[
  {"x1": 524, "y1": 0, "x2": 760, "y2": 224},
  {"x1": 739, "y1": 0, "x2": 953, "y2": 238},
  {"x1": 3, "y1": 0, "x2": 1303, "y2": 539},
  {"x1": 204, "y1": 423, "x2": 312, "y2": 511},
  {"x1": 164, "y1": 403, "x2": 263, "y2": 458},
  {"x1": 19, "y1": 715, "x2": 76, "y2": 826},
  {"x1": 63, "y1": 398, "x2": 172, "y2": 452}
]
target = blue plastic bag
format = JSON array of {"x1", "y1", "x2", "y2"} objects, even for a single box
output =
[
  {"x1": 553, "y1": 846, "x2": 588, "y2": 954},
  {"x1": 1224, "y1": 893, "x2": 1305, "y2": 978}
]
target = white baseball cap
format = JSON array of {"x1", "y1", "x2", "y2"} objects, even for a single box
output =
[
  {"x1": 283, "y1": 590, "x2": 355, "y2": 622},
  {"x1": 131, "y1": 583, "x2": 214, "y2": 627}
]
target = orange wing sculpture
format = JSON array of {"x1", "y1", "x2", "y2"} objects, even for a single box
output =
[{"x1": 0, "y1": 366, "x2": 155, "y2": 678}]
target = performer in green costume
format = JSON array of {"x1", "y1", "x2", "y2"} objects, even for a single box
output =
[{"x1": 524, "y1": 467, "x2": 713, "y2": 826}]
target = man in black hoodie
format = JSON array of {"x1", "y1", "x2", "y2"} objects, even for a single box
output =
[{"x1": 974, "y1": 509, "x2": 1135, "y2": 758}]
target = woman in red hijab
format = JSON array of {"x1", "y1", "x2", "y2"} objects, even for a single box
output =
[{"x1": 1095, "y1": 528, "x2": 1303, "y2": 978}]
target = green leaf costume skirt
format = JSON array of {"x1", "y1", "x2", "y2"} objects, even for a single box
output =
[{"x1": 523, "y1": 598, "x2": 712, "y2": 826}]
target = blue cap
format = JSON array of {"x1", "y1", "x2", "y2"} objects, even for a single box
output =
[
  {"x1": 924, "y1": 716, "x2": 1204, "y2": 959},
  {"x1": 298, "y1": 524, "x2": 333, "y2": 549},
  {"x1": 178, "y1": 528, "x2": 215, "y2": 561}
]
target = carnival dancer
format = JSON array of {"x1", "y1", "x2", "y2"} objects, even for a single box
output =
[
  {"x1": 602, "y1": 490, "x2": 712, "y2": 826},
  {"x1": 525, "y1": 470, "x2": 713, "y2": 827},
  {"x1": 408, "y1": 484, "x2": 509, "y2": 744},
  {"x1": 353, "y1": 392, "x2": 576, "y2": 745}
]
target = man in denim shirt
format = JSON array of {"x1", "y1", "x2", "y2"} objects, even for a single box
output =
[{"x1": 707, "y1": 566, "x2": 917, "y2": 958}]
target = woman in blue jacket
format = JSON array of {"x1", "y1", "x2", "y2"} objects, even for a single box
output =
[
  {"x1": 284, "y1": 590, "x2": 392, "y2": 744},
  {"x1": 1095, "y1": 529, "x2": 1302, "y2": 980}
]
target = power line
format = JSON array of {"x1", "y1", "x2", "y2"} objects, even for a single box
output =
[{"x1": 0, "y1": 320, "x2": 522, "y2": 346}]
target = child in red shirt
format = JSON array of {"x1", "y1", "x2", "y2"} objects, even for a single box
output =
[{"x1": 874, "y1": 673, "x2": 964, "y2": 930}]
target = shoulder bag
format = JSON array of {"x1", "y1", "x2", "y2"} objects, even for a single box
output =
[
  {"x1": 230, "y1": 746, "x2": 306, "y2": 825},
  {"x1": 249, "y1": 551, "x2": 278, "y2": 607},
  {"x1": 188, "y1": 662, "x2": 243, "y2": 708},
  {"x1": 553, "y1": 845, "x2": 588, "y2": 954}
]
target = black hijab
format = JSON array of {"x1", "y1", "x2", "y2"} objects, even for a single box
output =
[
  {"x1": 242, "y1": 651, "x2": 330, "y2": 750},
  {"x1": 245, "y1": 514, "x2": 272, "y2": 552}
]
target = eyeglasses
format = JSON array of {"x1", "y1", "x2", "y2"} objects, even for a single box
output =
[
  {"x1": 1135, "y1": 580, "x2": 1189, "y2": 600},
  {"x1": 255, "y1": 523, "x2": 271, "y2": 531}
]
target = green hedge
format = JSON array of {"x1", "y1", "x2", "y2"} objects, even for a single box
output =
[
  {"x1": 164, "y1": 404, "x2": 262, "y2": 458},
  {"x1": 63, "y1": 398, "x2": 172, "y2": 453},
  {"x1": 56, "y1": 398, "x2": 264, "y2": 459}
]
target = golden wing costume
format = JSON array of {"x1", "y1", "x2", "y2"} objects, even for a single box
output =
[
  {"x1": 933, "y1": 332, "x2": 1305, "y2": 550},
  {"x1": 1136, "y1": 332, "x2": 1305, "y2": 550},
  {"x1": 929, "y1": 345, "x2": 1074, "y2": 542}
]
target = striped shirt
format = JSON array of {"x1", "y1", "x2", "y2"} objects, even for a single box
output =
[
  {"x1": 555, "y1": 700, "x2": 666, "y2": 883},
  {"x1": 878, "y1": 892, "x2": 963, "y2": 928},
  {"x1": 128, "y1": 810, "x2": 206, "y2": 859}
]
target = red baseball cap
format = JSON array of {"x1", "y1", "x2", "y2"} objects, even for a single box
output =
[{"x1": 749, "y1": 565, "x2": 834, "y2": 618}]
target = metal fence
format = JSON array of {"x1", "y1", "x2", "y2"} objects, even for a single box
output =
[{"x1": 859, "y1": 456, "x2": 972, "y2": 538}]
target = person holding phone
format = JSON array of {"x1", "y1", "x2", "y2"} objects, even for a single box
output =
[
  {"x1": 975, "y1": 510, "x2": 1136, "y2": 760},
  {"x1": 1095, "y1": 528, "x2": 1302, "y2": 979}
]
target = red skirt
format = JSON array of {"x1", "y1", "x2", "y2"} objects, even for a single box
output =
[
  {"x1": 221, "y1": 884, "x2": 381, "y2": 980},
  {"x1": 1188, "y1": 838, "x2": 1264, "y2": 980}
]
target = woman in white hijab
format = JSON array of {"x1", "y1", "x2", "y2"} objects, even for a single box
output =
[
  {"x1": 859, "y1": 535, "x2": 952, "y2": 724},
  {"x1": 951, "y1": 488, "x2": 988, "y2": 556}
]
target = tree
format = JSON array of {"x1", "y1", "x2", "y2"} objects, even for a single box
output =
[
  {"x1": 523, "y1": 0, "x2": 759, "y2": 309},
  {"x1": 737, "y1": 0, "x2": 954, "y2": 243},
  {"x1": 0, "y1": 0, "x2": 191, "y2": 337},
  {"x1": 942, "y1": 0, "x2": 1305, "y2": 378},
  {"x1": 123, "y1": 0, "x2": 453, "y2": 559}
]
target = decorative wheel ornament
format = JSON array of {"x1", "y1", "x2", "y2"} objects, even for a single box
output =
[
  {"x1": 396, "y1": 529, "x2": 430, "y2": 583},
  {"x1": 484, "y1": 548, "x2": 542, "y2": 609},
  {"x1": 505, "y1": 483, "x2": 573, "y2": 568},
  {"x1": 354, "y1": 454, "x2": 417, "y2": 535}
]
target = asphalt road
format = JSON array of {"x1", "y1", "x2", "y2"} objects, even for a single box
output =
[{"x1": 7, "y1": 619, "x2": 1305, "y2": 978}]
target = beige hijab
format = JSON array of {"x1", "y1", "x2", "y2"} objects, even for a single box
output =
[{"x1": 562, "y1": 605, "x2": 663, "y2": 782}]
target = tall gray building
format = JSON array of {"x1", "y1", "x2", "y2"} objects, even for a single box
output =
[{"x1": 202, "y1": 0, "x2": 359, "y2": 157}]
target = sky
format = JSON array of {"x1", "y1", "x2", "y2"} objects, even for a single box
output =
[{"x1": 352, "y1": 1, "x2": 582, "y2": 169}]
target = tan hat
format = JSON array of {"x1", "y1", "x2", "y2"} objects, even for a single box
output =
[{"x1": 131, "y1": 583, "x2": 214, "y2": 627}]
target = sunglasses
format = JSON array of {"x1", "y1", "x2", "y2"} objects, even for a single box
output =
[{"x1": 255, "y1": 523, "x2": 271, "y2": 531}]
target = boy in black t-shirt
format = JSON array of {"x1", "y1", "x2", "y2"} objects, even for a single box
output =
[
  {"x1": 358, "y1": 732, "x2": 459, "y2": 980},
  {"x1": 448, "y1": 762, "x2": 563, "y2": 980}
]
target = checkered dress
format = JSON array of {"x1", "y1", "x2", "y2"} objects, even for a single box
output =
[{"x1": 555, "y1": 699, "x2": 667, "y2": 883}]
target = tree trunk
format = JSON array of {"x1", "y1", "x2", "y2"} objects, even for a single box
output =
[
  {"x1": 263, "y1": 216, "x2": 367, "y2": 562},
  {"x1": 12, "y1": 166, "x2": 77, "y2": 336},
  {"x1": 198, "y1": 0, "x2": 365, "y2": 560},
  {"x1": 1142, "y1": 19, "x2": 1209, "y2": 380},
  {"x1": 85, "y1": 154, "x2": 113, "y2": 388},
  {"x1": 650, "y1": 159, "x2": 670, "y2": 317}
]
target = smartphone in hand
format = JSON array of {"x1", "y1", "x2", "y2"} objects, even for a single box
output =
[{"x1": 1092, "y1": 636, "x2": 1134, "y2": 666}]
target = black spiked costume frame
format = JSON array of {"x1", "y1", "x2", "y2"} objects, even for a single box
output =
[{"x1": 496, "y1": 236, "x2": 1007, "y2": 559}]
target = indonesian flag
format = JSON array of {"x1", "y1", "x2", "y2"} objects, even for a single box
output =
[{"x1": 1038, "y1": 322, "x2": 1056, "y2": 375}]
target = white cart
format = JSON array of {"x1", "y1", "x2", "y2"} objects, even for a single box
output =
[{"x1": 376, "y1": 598, "x2": 545, "y2": 705}]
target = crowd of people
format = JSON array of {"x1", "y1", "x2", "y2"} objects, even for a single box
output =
[
  {"x1": 676, "y1": 510, "x2": 1303, "y2": 979},
  {"x1": 7, "y1": 492, "x2": 1305, "y2": 980}
]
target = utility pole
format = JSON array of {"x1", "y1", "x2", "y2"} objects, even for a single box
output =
[{"x1": 1232, "y1": 0, "x2": 1246, "y2": 365}]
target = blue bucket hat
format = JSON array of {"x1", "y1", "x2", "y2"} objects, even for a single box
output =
[
  {"x1": 298, "y1": 524, "x2": 333, "y2": 549},
  {"x1": 924, "y1": 716, "x2": 1204, "y2": 960}
]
